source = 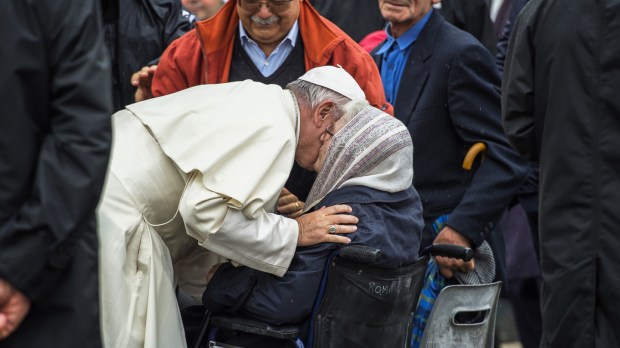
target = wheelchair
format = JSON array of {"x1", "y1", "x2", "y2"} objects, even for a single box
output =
[
  {"x1": 188, "y1": 244, "x2": 498, "y2": 348},
  {"x1": 189, "y1": 244, "x2": 426, "y2": 347},
  {"x1": 187, "y1": 143, "x2": 499, "y2": 348},
  {"x1": 419, "y1": 281, "x2": 502, "y2": 348}
]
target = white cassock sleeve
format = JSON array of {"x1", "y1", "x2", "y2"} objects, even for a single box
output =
[{"x1": 179, "y1": 171, "x2": 298, "y2": 277}]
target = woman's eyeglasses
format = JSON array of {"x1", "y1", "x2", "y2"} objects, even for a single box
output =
[{"x1": 239, "y1": 0, "x2": 294, "y2": 13}]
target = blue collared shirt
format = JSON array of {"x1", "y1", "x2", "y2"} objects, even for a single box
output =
[
  {"x1": 239, "y1": 21, "x2": 299, "y2": 77},
  {"x1": 376, "y1": 10, "x2": 433, "y2": 105}
]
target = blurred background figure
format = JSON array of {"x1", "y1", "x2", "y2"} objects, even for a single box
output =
[
  {"x1": 503, "y1": 0, "x2": 620, "y2": 346},
  {"x1": 495, "y1": 0, "x2": 528, "y2": 74},
  {"x1": 494, "y1": 1, "x2": 543, "y2": 347},
  {"x1": 0, "y1": 0, "x2": 112, "y2": 346},
  {"x1": 436, "y1": 0, "x2": 497, "y2": 53},
  {"x1": 181, "y1": 0, "x2": 225, "y2": 23},
  {"x1": 500, "y1": 202, "x2": 541, "y2": 348},
  {"x1": 104, "y1": 0, "x2": 191, "y2": 111},
  {"x1": 309, "y1": 0, "x2": 386, "y2": 42}
]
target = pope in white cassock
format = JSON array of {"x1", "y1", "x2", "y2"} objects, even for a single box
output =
[{"x1": 97, "y1": 66, "x2": 363, "y2": 348}]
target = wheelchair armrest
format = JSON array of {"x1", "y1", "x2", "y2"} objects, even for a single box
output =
[
  {"x1": 210, "y1": 313, "x2": 301, "y2": 340},
  {"x1": 338, "y1": 245, "x2": 383, "y2": 264}
]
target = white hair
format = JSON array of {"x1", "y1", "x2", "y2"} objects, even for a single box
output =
[
  {"x1": 286, "y1": 79, "x2": 354, "y2": 122},
  {"x1": 336, "y1": 99, "x2": 371, "y2": 128}
]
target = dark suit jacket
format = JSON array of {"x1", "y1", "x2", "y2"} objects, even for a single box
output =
[{"x1": 373, "y1": 11, "x2": 526, "y2": 260}]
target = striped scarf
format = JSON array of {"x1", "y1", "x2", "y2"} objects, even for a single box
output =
[{"x1": 304, "y1": 105, "x2": 413, "y2": 211}]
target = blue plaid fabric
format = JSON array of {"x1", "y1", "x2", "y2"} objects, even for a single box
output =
[{"x1": 411, "y1": 214, "x2": 450, "y2": 348}]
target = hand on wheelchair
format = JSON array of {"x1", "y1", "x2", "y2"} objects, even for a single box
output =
[
  {"x1": 295, "y1": 205, "x2": 358, "y2": 246},
  {"x1": 433, "y1": 226, "x2": 476, "y2": 278}
]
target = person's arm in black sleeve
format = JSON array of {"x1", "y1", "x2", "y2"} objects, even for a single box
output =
[
  {"x1": 501, "y1": 5, "x2": 538, "y2": 162},
  {"x1": 0, "y1": 0, "x2": 112, "y2": 302},
  {"x1": 162, "y1": 0, "x2": 193, "y2": 46},
  {"x1": 495, "y1": 19, "x2": 512, "y2": 75}
]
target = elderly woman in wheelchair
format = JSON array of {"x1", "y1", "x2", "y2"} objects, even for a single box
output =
[{"x1": 199, "y1": 100, "x2": 425, "y2": 347}]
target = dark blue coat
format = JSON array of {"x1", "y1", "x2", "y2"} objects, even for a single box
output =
[{"x1": 204, "y1": 185, "x2": 423, "y2": 325}]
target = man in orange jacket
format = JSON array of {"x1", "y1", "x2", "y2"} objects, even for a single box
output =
[{"x1": 133, "y1": 0, "x2": 390, "y2": 201}]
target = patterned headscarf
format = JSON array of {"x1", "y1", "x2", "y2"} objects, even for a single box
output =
[{"x1": 304, "y1": 105, "x2": 414, "y2": 211}]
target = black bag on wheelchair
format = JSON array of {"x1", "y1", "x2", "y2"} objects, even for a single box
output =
[{"x1": 309, "y1": 251, "x2": 427, "y2": 348}]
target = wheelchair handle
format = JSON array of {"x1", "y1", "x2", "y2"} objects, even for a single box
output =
[
  {"x1": 423, "y1": 244, "x2": 474, "y2": 262},
  {"x1": 338, "y1": 245, "x2": 383, "y2": 264}
]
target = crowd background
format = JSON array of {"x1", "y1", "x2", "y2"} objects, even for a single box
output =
[{"x1": 1, "y1": 0, "x2": 618, "y2": 347}]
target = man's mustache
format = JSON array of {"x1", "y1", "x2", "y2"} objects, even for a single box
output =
[
  {"x1": 384, "y1": 0, "x2": 412, "y2": 6},
  {"x1": 251, "y1": 14, "x2": 280, "y2": 25}
]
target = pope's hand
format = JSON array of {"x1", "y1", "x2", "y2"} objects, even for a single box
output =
[{"x1": 295, "y1": 205, "x2": 357, "y2": 246}]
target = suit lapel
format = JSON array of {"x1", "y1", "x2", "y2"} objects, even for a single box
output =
[
  {"x1": 393, "y1": 11, "x2": 443, "y2": 125},
  {"x1": 394, "y1": 49, "x2": 429, "y2": 125}
]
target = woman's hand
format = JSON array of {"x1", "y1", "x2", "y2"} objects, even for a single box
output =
[
  {"x1": 295, "y1": 205, "x2": 358, "y2": 246},
  {"x1": 276, "y1": 188, "x2": 304, "y2": 218}
]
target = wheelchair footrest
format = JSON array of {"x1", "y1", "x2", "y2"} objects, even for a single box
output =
[{"x1": 207, "y1": 341, "x2": 244, "y2": 348}]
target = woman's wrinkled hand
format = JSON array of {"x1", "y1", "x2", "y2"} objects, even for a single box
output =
[
  {"x1": 276, "y1": 188, "x2": 304, "y2": 218},
  {"x1": 295, "y1": 205, "x2": 358, "y2": 246}
]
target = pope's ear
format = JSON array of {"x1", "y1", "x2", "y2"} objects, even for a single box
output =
[{"x1": 316, "y1": 101, "x2": 334, "y2": 122}]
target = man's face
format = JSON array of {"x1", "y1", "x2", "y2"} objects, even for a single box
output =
[
  {"x1": 295, "y1": 125, "x2": 323, "y2": 172},
  {"x1": 312, "y1": 126, "x2": 332, "y2": 172},
  {"x1": 295, "y1": 143, "x2": 321, "y2": 171},
  {"x1": 237, "y1": 0, "x2": 301, "y2": 48},
  {"x1": 295, "y1": 102, "x2": 333, "y2": 171},
  {"x1": 378, "y1": 0, "x2": 432, "y2": 30}
]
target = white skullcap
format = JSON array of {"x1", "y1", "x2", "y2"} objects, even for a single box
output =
[{"x1": 297, "y1": 65, "x2": 366, "y2": 100}]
